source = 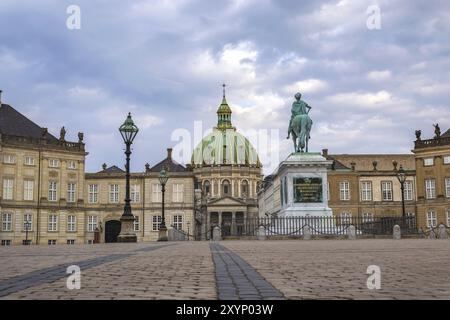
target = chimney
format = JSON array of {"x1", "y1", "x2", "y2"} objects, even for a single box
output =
[
  {"x1": 322, "y1": 149, "x2": 328, "y2": 157},
  {"x1": 167, "y1": 148, "x2": 172, "y2": 160}
]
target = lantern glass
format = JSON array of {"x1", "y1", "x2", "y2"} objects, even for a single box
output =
[{"x1": 119, "y1": 112, "x2": 139, "y2": 144}]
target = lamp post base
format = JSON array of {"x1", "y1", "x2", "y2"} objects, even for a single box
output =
[
  {"x1": 117, "y1": 215, "x2": 137, "y2": 243},
  {"x1": 158, "y1": 226, "x2": 168, "y2": 241}
]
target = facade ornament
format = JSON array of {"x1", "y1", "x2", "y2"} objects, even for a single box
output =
[
  {"x1": 433, "y1": 123, "x2": 441, "y2": 139},
  {"x1": 415, "y1": 129, "x2": 421, "y2": 141},
  {"x1": 372, "y1": 160, "x2": 378, "y2": 171},
  {"x1": 78, "y1": 132, "x2": 84, "y2": 143},
  {"x1": 392, "y1": 160, "x2": 398, "y2": 171},
  {"x1": 60, "y1": 126, "x2": 66, "y2": 142}
]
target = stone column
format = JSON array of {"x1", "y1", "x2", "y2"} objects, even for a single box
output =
[
  {"x1": 218, "y1": 212, "x2": 222, "y2": 228},
  {"x1": 231, "y1": 212, "x2": 236, "y2": 235},
  {"x1": 238, "y1": 180, "x2": 241, "y2": 197},
  {"x1": 231, "y1": 179, "x2": 235, "y2": 197},
  {"x1": 211, "y1": 179, "x2": 215, "y2": 197},
  {"x1": 206, "y1": 211, "x2": 210, "y2": 240},
  {"x1": 393, "y1": 224, "x2": 401, "y2": 240}
]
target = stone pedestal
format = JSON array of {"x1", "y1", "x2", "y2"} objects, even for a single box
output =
[
  {"x1": 257, "y1": 226, "x2": 266, "y2": 240},
  {"x1": 347, "y1": 225, "x2": 356, "y2": 240},
  {"x1": 303, "y1": 226, "x2": 311, "y2": 240},
  {"x1": 212, "y1": 226, "x2": 221, "y2": 241},
  {"x1": 117, "y1": 215, "x2": 137, "y2": 243},
  {"x1": 278, "y1": 153, "x2": 333, "y2": 218},
  {"x1": 438, "y1": 224, "x2": 448, "y2": 239},
  {"x1": 158, "y1": 226, "x2": 168, "y2": 241},
  {"x1": 393, "y1": 225, "x2": 401, "y2": 240}
]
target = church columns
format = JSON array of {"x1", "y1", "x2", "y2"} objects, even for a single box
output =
[
  {"x1": 231, "y1": 212, "x2": 237, "y2": 235},
  {"x1": 231, "y1": 179, "x2": 235, "y2": 197},
  {"x1": 238, "y1": 179, "x2": 241, "y2": 197},
  {"x1": 218, "y1": 211, "x2": 223, "y2": 228},
  {"x1": 211, "y1": 179, "x2": 214, "y2": 197}
]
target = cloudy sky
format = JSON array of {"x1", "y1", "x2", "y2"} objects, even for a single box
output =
[{"x1": 1, "y1": 0, "x2": 449, "y2": 174}]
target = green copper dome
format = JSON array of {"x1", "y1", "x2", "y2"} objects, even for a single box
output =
[
  {"x1": 191, "y1": 88, "x2": 261, "y2": 167},
  {"x1": 191, "y1": 127, "x2": 261, "y2": 167}
]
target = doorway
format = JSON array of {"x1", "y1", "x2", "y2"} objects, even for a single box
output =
[{"x1": 105, "y1": 220, "x2": 121, "y2": 243}]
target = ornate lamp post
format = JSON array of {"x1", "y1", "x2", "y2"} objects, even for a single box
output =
[
  {"x1": 158, "y1": 168, "x2": 169, "y2": 241},
  {"x1": 117, "y1": 113, "x2": 139, "y2": 243},
  {"x1": 396, "y1": 165, "x2": 407, "y2": 222}
]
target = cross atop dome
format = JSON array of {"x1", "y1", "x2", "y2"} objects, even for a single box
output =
[{"x1": 216, "y1": 83, "x2": 233, "y2": 130}]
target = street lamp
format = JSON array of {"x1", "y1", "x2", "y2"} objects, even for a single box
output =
[
  {"x1": 117, "y1": 112, "x2": 139, "y2": 243},
  {"x1": 158, "y1": 167, "x2": 169, "y2": 241},
  {"x1": 396, "y1": 164, "x2": 407, "y2": 222}
]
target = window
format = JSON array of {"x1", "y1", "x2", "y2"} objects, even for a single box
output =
[
  {"x1": 203, "y1": 180, "x2": 210, "y2": 195},
  {"x1": 23, "y1": 214, "x2": 32, "y2": 232},
  {"x1": 424, "y1": 158, "x2": 434, "y2": 166},
  {"x1": 361, "y1": 181, "x2": 372, "y2": 201},
  {"x1": 87, "y1": 216, "x2": 97, "y2": 232},
  {"x1": 152, "y1": 215, "x2": 162, "y2": 231},
  {"x1": 339, "y1": 181, "x2": 350, "y2": 201},
  {"x1": 2, "y1": 213, "x2": 12, "y2": 231},
  {"x1": 447, "y1": 210, "x2": 450, "y2": 227},
  {"x1": 444, "y1": 156, "x2": 450, "y2": 165},
  {"x1": 445, "y1": 178, "x2": 450, "y2": 198},
  {"x1": 426, "y1": 210, "x2": 437, "y2": 228},
  {"x1": 173, "y1": 215, "x2": 183, "y2": 230},
  {"x1": 67, "y1": 240, "x2": 75, "y2": 245},
  {"x1": 152, "y1": 184, "x2": 162, "y2": 202},
  {"x1": 406, "y1": 212, "x2": 416, "y2": 228},
  {"x1": 22, "y1": 240, "x2": 31, "y2": 245},
  {"x1": 404, "y1": 181, "x2": 413, "y2": 201},
  {"x1": 87, "y1": 240, "x2": 94, "y2": 244},
  {"x1": 48, "y1": 215, "x2": 58, "y2": 231},
  {"x1": 48, "y1": 240, "x2": 57, "y2": 245},
  {"x1": 1, "y1": 240, "x2": 11, "y2": 246},
  {"x1": 173, "y1": 184, "x2": 183, "y2": 202},
  {"x1": 340, "y1": 212, "x2": 352, "y2": 225},
  {"x1": 49, "y1": 159, "x2": 59, "y2": 168},
  {"x1": 23, "y1": 180, "x2": 34, "y2": 201},
  {"x1": 241, "y1": 180, "x2": 248, "y2": 197},
  {"x1": 381, "y1": 181, "x2": 393, "y2": 201},
  {"x1": 3, "y1": 178, "x2": 14, "y2": 200},
  {"x1": 24, "y1": 156, "x2": 35, "y2": 166},
  {"x1": 3, "y1": 154, "x2": 16, "y2": 164},
  {"x1": 131, "y1": 184, "x2": 140, "y2": 203},
  {"x1": 48, "y1": 181, "x2": 57, "y2": 201},
  {"x1": 67, "y1": 183, "x2": 76, "y2": 203},
  {"x1": 67, "y1": 215, "x2": 76, "y2": 232},
  {"x1": 133, "y1": 215, "x2": 140, "y2": 231},
  {"x1": 67, "y1": 161, "x2": 76, "y2": 169},
  {"x1": 425, "y1": 179, "x2": 436, "y2": 199},
  {"x1": 362, "y1": 212, "x2": 374, "y2": 223},
  {"x1": 109, "y1": 184, "x2": 119, "y2": 203},
  {"x1": 88, "y1": 184, "x2": 99, "y2": 203},
  {"x1": 222, "y1": 180, "x2": 230, "y2": 196}
]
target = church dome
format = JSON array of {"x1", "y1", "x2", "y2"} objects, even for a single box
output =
[{"x1": 191, "y1": 88, "x2": 261, "y2": 167}]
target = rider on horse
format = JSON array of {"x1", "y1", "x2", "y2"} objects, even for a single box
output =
[{"x1": 287, "y1": 92, "x2": 311, "y2": 139}]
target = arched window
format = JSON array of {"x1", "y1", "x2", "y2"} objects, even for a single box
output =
[
  {"x1": 241, "y1": 180, "x2": 248, "y2": 197},
  {"x1": 222, "y1": 180, "x2": 230, "y2": 196},
  {"x1": 203, "y1": 180, "x2": 210, "y2": 195}
]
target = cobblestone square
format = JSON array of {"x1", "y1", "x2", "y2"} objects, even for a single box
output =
[{"x1": 0, "y1": 240, "x2": 449, "y2": 300}]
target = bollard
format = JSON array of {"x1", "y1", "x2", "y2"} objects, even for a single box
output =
[
  {"x1": 212, "y1": 226, "x2": 222, "y2": 241},
  {"x1": 303, "y1": 225, "x2": 311, "y2": 240},
  {"x1": 347, "y1": 225, "x2": 356, "y2": 240},
  {"x1": 257, "y1": 226, "x2": 266, "y2": 240},
  {"x1": 438, "y1": 224, "x2": 449, "y2": 240}
]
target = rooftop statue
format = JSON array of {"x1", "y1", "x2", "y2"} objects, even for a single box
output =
[{"x1": 287, "y1": 92, "x2": 313, "y2": 153}]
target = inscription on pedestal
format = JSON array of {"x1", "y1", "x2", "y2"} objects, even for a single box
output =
[{"x1": 293, "y1": 177, "x2": 323, "y2": 203}]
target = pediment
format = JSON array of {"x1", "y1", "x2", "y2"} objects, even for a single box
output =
[{"x1": 207, "y1": 196, "x2": 247, "y2": 207}]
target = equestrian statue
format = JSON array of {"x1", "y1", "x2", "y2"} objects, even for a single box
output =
[{"x1": 287, "y1": 92, "x2": 313, "y2": 153}]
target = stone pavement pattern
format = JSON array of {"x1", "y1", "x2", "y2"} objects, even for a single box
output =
[{"x1": 0, "y1": 239, "x2": 449, "y2": 299}]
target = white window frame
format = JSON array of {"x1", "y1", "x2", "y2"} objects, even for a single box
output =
[
  {"x1": 3, "y1": 178, "x2": 14, "y2": 200},
  {"x1": 3, "y1": 154, "x2": 16, "y2": 164},
  {"x1": 381, "y1": 181, "x2": 393, "y2": 201},
  {"x1": 423, "y1": 158, "x2": 434, "y2": 166},
  {"x1": 360, "y1": 181, "x2": 372, "y2": 201},
  {"x1": 172, "y1": 184, "x2": 184, "y2": 202},
  {"x1": 152, "y1": 183, "x2": 162, "y2": 202},
  {"x1": 152, "y1": 215, "x2": 162, "y2": 231},
  {"x1": 426, "y1": 210, "x2": 437, "y2": 228},
  {"x1": 87, "y1": 216, "x2": 97, "y2": 232},
  {"x1": 23, "y1": 180, "x2": 34, "y2": 201},
  {"x1": 133, "y1": 215, "x2": 140, "y2": 231},
  {"x1": 24, "y1": 156, "x2": 35, "y2": 166},
  {"x1": 131, "y1": 184, "x2": 140, "y2": 203},
  {"x1": 109, "y1": 184, "x2": 119, "y2": 203},
  {"x1": 48, "y1": 240, "x2": 57, "y2": 245},
  {"x1": 173, "y1": 215, "x2": 183, "y2": 230},
  {"x1": 339, "y1": 181, "x2": 350, "y2": 201},
  {"x1": 445, "y1": 178, "x2": 450, "y2": 198},
  {"x1": 2, "y1": 213, "x2": 13, "y2": 231},
  {"x1": 88, "y1": 184, "x2": 99, "y2": 203},
  {"x1": 425, "y1": 179, "x2": 436, "y2": 199},
  {"x1": 447, "y1": 210, "x2": 450, "y2": 227},
  {"x1": 67, "y1": 161, "x2": 77, "y2": 170},
  {"x1": 340, "y1": 212, "x2": 352, "y2": 225},
  {"x1": 67, "y1": 215, "x2": 77, "y2": 232},
  {"x1": 49, "y1": 159, "x2": 60, "y2": 168},
  {"x1": 48, "y1": 181, "x2": 57, "y2": 201},
  {"x1": 444, "y1": 156, "x2": 450, "y2": 165},
  {"x1": 404, "y1": 180, "x2": 413, "y2": 201},
  {"x1": 67, "y1": 183, "x2": 76, "y2": 203},
  {"x1": 1, "y1": 240, "x2": 11, "y2": 246},
  {"x1": 23, "y1": 213, "x2": 33, "y2": 232},
  {"x1": 48, "y1": 215, "x2": 58, "y2": 232},
  {"x1": 67, "y1": 239, "x2": 75, "y2": 245},
  {"x1": 362, "y1": 212, "x2": 374, "y2": 223}
]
